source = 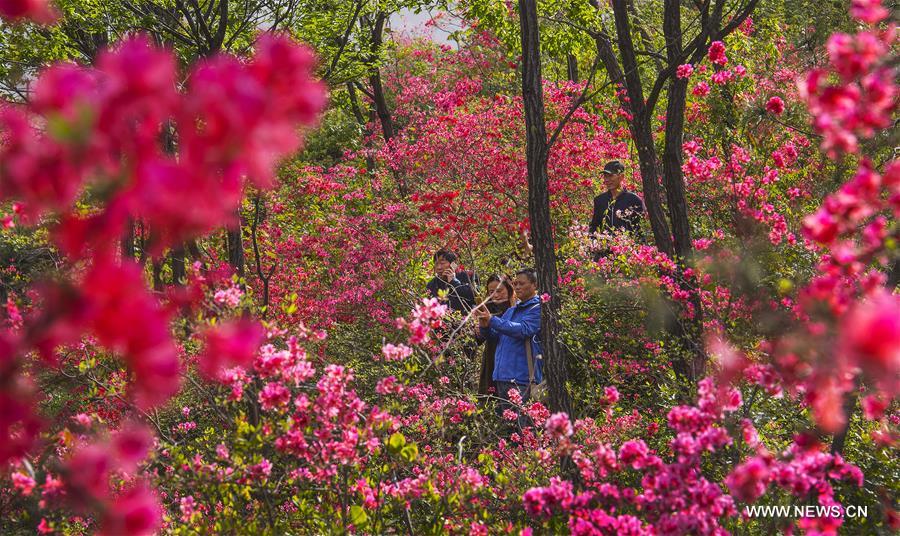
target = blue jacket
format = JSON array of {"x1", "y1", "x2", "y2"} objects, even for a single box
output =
[{"x1": 480, "y1": 295, "x2": 543, "y2": 384}]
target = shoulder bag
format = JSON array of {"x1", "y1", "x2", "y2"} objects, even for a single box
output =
[{"x1": 525, "y1": 337, "x2": 547, "y2": 404}]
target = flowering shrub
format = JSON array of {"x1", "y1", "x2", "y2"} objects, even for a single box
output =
[
  {"x1": 1, "y1": 1, "x2": 898, "y2": 535},
  {"x1": 0, "y1": 28, "x2": 325, "y2": 532}
]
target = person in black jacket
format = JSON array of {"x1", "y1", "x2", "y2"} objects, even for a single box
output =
[
  {"x1": 426, "y1": 249, "x2": 476, "y2": 313},
  {"x1": 589, "y1": 161, "x2": 645, "y2": 259}
]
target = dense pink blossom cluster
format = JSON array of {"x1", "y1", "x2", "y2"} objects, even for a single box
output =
[
  {"x1": 676, "y1": 64, "x2": 694, "y2": 79},
  {"x1": 765, "y1": 96, "x2": 785, "y2": 115},
  {"x1": 708, "y1": 41, "x2": 728, "y2": 66},
  {"x1": 799, "y1": 22, "x2": 896, "y2": 156},
  {"x1": 516, "y1": 378, "x2": 864, "y2": 535},
  {"x1": 0, "y1": 0, "x2": 55, "y2": 23},
  {"x1": 0, "y1": 29, "x2": 325, "y2": 528}
]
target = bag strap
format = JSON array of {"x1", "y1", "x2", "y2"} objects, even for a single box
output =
[
  {"x1": 525, "y1": 336, "x2": 535, "y2": 385},
  {"x1": 521, "y1": 301, "x2": 541, "y2": 385}
]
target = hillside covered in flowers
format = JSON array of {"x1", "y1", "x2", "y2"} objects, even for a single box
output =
[{"x1": 0, "y1": 0, "x2": 898, "y2": 534}]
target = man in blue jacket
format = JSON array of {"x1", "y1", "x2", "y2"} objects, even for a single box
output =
[{"x1": 474, "y1": 268, "x2": 542, "y2": 431}]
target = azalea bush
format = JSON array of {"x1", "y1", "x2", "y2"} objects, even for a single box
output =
[{"x1": 1, "y1": 0, "x2": 898, "y2": 535}]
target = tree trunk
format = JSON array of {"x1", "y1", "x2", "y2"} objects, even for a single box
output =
[
  {"x1": 887, "y1": 258, "x2": 900, "y2": 288},
  {"x1": 518, "y1": 0, "x2": 571, "y2": 415},
  {"x1": 662, "y1": 0, "x2": 693, "y2": 261},
  {"x1": 170, "y1": 245, "x2": 186, "y2": 285},
  {"x1": 662, "y1": 0, "x2": 706, "y2": 380},
  {"x1": 368, "y1": 12, "x2": 405, "y2": 197},
  {"x1": 593, "y1": 32, "x2": 674, "y2": 256},
  {"x1": 226, "y1": 216, "x2": 245, "y2": 278},
  {"x1": 831, "y1": 392, "x2": 857, "y2": 455},
  {"x1": 369, "y1": 13, "x2": 395, "y2": 144},
  {"x1": 121, "y1": 219, "x2": 135, "y2": 260},
  {"x1": 369, "y1": 71, "x2": 394, "y2": 142},
  {"x1": 152, "y1": 258, "x2": 163, "y2": 292},
  {"x1": 347, "y1": 82, "x2": 377, "y2": 173},
  {"x1": 566, "y1": 54, "x2": 578, "y2": 83}
]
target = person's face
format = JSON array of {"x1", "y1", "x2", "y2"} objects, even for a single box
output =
[
  {"x1": 488, "y1": 281, "x2": 509, "y2": 303},
  {"x1": 434, "y1": 256, "x2": 451, "y2": 276},
  {"x1": 603, "y1": 172, "x2": 623, "y2": 192},
  {"x1": 512, "y1": 274, "x2": 537, "y2": 301}
]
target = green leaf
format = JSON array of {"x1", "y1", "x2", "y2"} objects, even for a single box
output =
[
  {"x1": 388, "y1": 432, "x2": 406, "y2": 451},
  {"x1": 349, "y1": 505, "x2": 368, "y2": 526},
  {"x1": 400, "y1": 443, "x2": 418, "y2": 462}
]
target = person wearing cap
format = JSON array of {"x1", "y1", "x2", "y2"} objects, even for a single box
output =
[{"x1": 589, "y1": 160, "x2": 645, "y2": 240}]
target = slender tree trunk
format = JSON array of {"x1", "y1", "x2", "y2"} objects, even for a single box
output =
[
  {"x1": 226, "y1": 217, "x2": 245, "y2": 278},
  {"x1": 518, "y1": 0, "x2": 571, "y2": 415},
  {"x1": 347, "y1": 82, "x2": 377, "y2": 173},
  {"x1": 369, "y1": 13, "x2": 395, "y2": 143},
  {"x1": 887, "y1": 258, "x2": 900, "y2": 288},
  {"x1": 368, "y1": 12, "x2": 405, "y2": 197},
  {"x1": 170, "y1": 245, "x2": 186, "y2": 285},
  {"x1": 662, "y1": 0, "x2": 693, "y2": 261},
  {"x1": 566, "y1": 54, "x2": 579, "y2": 83},
  {"x1": 593, "y1": 33, "x2": 674, "y2": 256},
  {"x1": 160, "y1": 121, "x2": 190, "y2": 284},
  {"x1": 137, "y1": 221, "x2": 146, "y2": 265},
  {"x1": 831, "y1": 392, "x2": 857, "y2": 455},
  {"x1": 152, "y1": 258, "x2": 163, "y2": 292},
  {"x1": 369, "y1": 71, "x2": 394, "y2": 142},
  {"x1": 663, "y1": 0, "x2": 707, "y2": 379},
  {"x1": 121, "y1": 219, "x2": 135, "y2": 260}
]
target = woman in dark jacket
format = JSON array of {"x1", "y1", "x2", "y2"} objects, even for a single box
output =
[{"x1": 476, "y1": 275, "x2": 515, "y2": 395}]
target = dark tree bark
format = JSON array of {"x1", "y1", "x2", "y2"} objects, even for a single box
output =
[
  {"x1": 121, "y1": 219, "x2": 136, "y2": 260},
  {"x1": 152, "y1": 258, "x2": 164, "y2": 292},
  {"x1": 365, "y1": 12, "x2": 406, "y2": 197},
  {"x1": 159, "y1": 120, "x2": 188, "y2": 285},
  {"x1": 226, "y1": 218, "x2": 245, "y2": 278},
  {"x1": 137, "y1": 221, "x2": 147, "y2": 265},
  {"x1": 662, "y1": 0, "x2": 693, "y2": 261},
  {"x1": 592, "y1": 31, "x2": 674, "y2": 256},
  {"x1": 566, "y1": 54, "x2": 579, "y2": 83},
  {"x1": 831, "y1": 392, "x2": 858, "y2": 455},
  {"x1": 888, "y1": 258, "x2": 900, "y2": 288},
  {"x1": 251, "y1": 195, "x2": 277, "y2": 319},
  {"x1": 518, "y1": 0, "x2": 572, "y2": 415},
  {"x1": 662, "y1": 0, "x2": 711, "y2": 379},
  {"x1": 347, "y1": 82, "x2": 377, "y2": 173},
  {"x1": 347, "y1": 81, "x2": 368, "y2": 125},
  {"x1": 170, "y1": 246, "x2": 186, "y2": 285},
  {"x1": 369, "y1": 12, "x2": 395, "y2": 144}
]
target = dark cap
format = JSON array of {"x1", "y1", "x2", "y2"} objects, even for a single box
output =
[{"x1": 601, "y1": 160, "x2": 625, "y2": 175}]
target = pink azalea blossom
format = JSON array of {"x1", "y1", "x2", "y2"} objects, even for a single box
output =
[
  {"x1": 850, "y1": 0, "x2": 889, "y2": 23},
  {"x1": 766, "y1": 96, "x2": 785, "y2": 115},
  {"x1": 708, "y1": 41, "x2": 728, "y2": 66},
  {"x1": 12, "y1": 472, "x2": 35, "y2": 495},
  {"x1": 0, "y1": 0, "x2": 56, "y2": 23},
  {"x1": 545, "y1": 412, "x2": 574, "y2": 438}
]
